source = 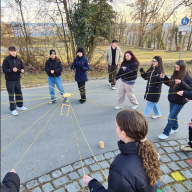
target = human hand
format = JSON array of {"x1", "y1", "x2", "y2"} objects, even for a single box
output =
[
  {"x1": 114, "y1": 79, "x2": 117, "y2": 82},
  {"x1": 185, "y1": 98, "x2": 190, "y2": 102},
  {"x1": 10, "y1": 169, "x2": 16, "y2": 173},
  {"x1": 175, "y1": 79, "x2": 181, "y2": 84},
  {"x1": 106, "y1": 175, "x2": 109, "y2": 182},
  {"x1": 122, "y1": 66, "x2": 126, "y2": 70},
  {"x1": 160, "y1": 73, "x2": 165, "y2": 78},
  {"x1": 177, "y1": 91, "x2": 184, "y2": 96},
  {"x1": 187, "y1": 121, "x2": 192, "y2": 128},
  {"x1": 83, "y1": 175, "x2": 93, "y2": 185},
  {"x1": 21, "y1": 69, "x2": 24, "y2": 73},
  {"x1": 13, "y1": 67, "x2": 17, "y2": 72},
  {"x1": 51, "y1": 70, "x2": 54, "y2": 74}
]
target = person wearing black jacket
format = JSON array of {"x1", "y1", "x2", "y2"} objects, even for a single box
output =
[
  {"x1": 140, "y1": 56, "x2": 164, "y2": 119},
  {"x1": 45, "y1": 50, "x2": 68, "y2": 104},
  {"x1": 114, "y1": 51, "x2": 139, "y2": 110},
  {"x1": 83, "y1": 109, "x2": 160, "y2": 192},
  {"x1": 177, "y1": 90, "x2": 192, "y2": 152},
  {"x1": 2, "y1": 46, "x2": 27, "y2": 116},
  {"x1": 1, "y1": 169, "x2": 20, "y2": 192},
  {"x1": 158, "y1": 60, "x2": 192, "y2": 140}
]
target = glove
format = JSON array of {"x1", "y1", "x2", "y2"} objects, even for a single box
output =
[
  {"x1": 80, "y1": 65, "x2": 83, "y2": 69},
  {"x1": 140, "y1": 68, "x2": 144, "y2": 72}
]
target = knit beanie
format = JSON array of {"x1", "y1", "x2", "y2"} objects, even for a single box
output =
[
  {"x1": 77, "y1": 48, "x2": 84, "y2": 55},
  {"x1": 153, "y1": 56, "x2": 159, "y2": 63},
  {"x1": 50, "y1": 50, "x2": 56, "y2": 55}
]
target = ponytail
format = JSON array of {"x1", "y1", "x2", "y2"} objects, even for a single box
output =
[{"x1": 138, "y1": 140, "x2": 161, "y2": 186}]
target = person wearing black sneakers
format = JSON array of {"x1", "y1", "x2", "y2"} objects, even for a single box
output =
[
  {"x1": 70, "y1": 48, "x2": 90, "y2": 104},
  {"x1": 177, "y1": 90, "x2": 192, "y2": 152},
  {"x1": 1, "y1": 169, "x2": 20, "y2": 192},
  {"x1": 2, "y1": 46, "x2": 27, "y2": 116},
  {"x1": 45, "y1": 50, "x2": 68, "y2": 104}
]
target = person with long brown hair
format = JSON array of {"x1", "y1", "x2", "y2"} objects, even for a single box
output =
[
  {"x1": 45, "y1": 50, "x2": 68, "y2": 104},
  {"x1": 140, "y1": 56, "x2": 164, "y2": 118},
  {"x1": 83, "y1": 109, "x2": 160, "y2": 192},
  {"x1": 114, "y1": 51, "x2": 139, "y2": 110},
  {"x1": 158, "y1": 60, "x2": 192, "y2": 139}
]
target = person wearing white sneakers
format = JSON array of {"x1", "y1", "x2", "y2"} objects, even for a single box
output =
[
  {"x1": 140, "y1": 56, "x2": 164, "y2": 119},
  {"x1": 158, "y1": 60, "x2": 192, "y2": 140},
  {"x1": 105, "y1": 40, "x2": 122, "y2": 90},
  {"x1": 114, "y1": 51, "x2": 139, "y2": 110},
  {"x1": 2, "y1": 46, "x2": 27, "y2": 116}
]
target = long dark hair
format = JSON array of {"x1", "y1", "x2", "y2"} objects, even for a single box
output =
[
  {"x1": 169, "y1": 60, "x2": 192, "y2": 89},
  {"x1": 121, "y1": 51, "x2": 139, "y2": 66},
  {"x1": 147, "y1": 56, "x2": 164, "y2": 77},
  {"x1": 116, "y1": 109, "x2": 161, "y2": 186}
]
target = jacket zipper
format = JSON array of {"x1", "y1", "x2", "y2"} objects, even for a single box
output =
[
  {"x1": 14, "y1": 59, "x2": 16, "y2": 76},
  {"x1": 145, "y1": 67, "x2": 155, "y2": 99}
]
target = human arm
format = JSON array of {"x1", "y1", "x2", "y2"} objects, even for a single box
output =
[
  {"x1": 104, "y1": 49, "x2": 108, "y2": 64},
  {"x1": 70, "y1": 60, "x2": 76, "y2": 70},
  {"x1": 177, "y1": 90, "x2": 192, "y2": 100},
  {"x1": 20, "y1": 60, "x2": 24, "y2": 73},
  {"x1": 176, "y1": 78, "x2": 192, "y2": 91},
  {"x1": 118, "y1": 49, "x2": 123, "y2": 64},
  {"x1": 140, "y1": 68, "x2": 148, "y2": 80},
  {"x1": 81, "y1": 59, "x2": 90, "y2": 71},
  {"x1": 160, "y1": 74, "x2": 170, "y2": 86},
  {"x1": 54, "y1": 61, "x2": 62, "y2": 74},
  {"x1": 2, "y1": 59, "x2": 13, "y2": 74},
  {"x1": 2, "y1": 171, "x2": 20, "y2": 192},
  {"x1": 45, "y1": 61, "x2": 51, "y2": 73}
]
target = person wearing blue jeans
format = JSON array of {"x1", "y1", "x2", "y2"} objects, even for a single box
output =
[
  {"x1": 45, "y1": 50, "x2": 68, "y2": 104},
  {"x1": 158, "y1": 60, "x2": 192, "y2": 140},
  {"x1": 140, "y1": 56, "x2": 164, "y2": 119}
]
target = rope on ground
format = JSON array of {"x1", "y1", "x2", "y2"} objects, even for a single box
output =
[
  {"x1": 70, "y1": 102, "x2": 107, "y2": 179},
  {"x1": 1, "y1": 101, "x2": 61, "y2": 152},
  {"x1": 13, "y1": 99, "x2": 62, "y2": 170},
  {"x1": 69, "y1": 102, "x2": 85, "y2": 176}
]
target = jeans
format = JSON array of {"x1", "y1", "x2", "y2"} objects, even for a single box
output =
[
  {"x1": 189, "y1": 119, "x2": 192, "y2": 148},
  {"x1": 6, "y1": 80, "x2": 23, "y2": 111},
  {"x1": 48, "y1": 76, "x2": 66, "y2": 102},
  {"x1": 163, "y1": 102, "x2": 184, "y2": 136},
  {"x1": 143, "y1": 101, "x2": 161, "y2": 118}
]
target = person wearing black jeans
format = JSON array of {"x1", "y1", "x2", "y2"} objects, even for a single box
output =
[
  {"x1": 2, "y1": 46, "x2": 27, "y2": 116},
  {"x1": 177, "y1": 90, "x2": 192, "y2": 152},
  {"x1": 1, "y1": 169, "x2": 20, "y2": 192},
  {"x1": 70, "y1": 48, "x2": 90, "y2": 104}
]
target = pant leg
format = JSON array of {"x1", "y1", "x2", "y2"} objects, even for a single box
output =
[
  {"x1": 48, "y1": 76, "x2": 56, "y2": 102},
  {"x1": 6, "y1": 81, "x2": 16, "y2": 111},
  {"x1": 78, "y1": 82, "x2": 86, "y2": 100},
  {"x1": 153, "y1": 102, "x2": 162, "y2": 116},
  {"x1": 55, "y1": 76, "x2": 65, "y2": 95},
  {"x1": 163, "y1": 103, "x2": 184, "y2": 136},
  {"x1": 188, "y1": 122, "x2": 192, "y2": 147},
  {"x1": 117, "y1": 80, "x2": 126, "y2": 107},
  {"x1": 124, "y1": 83, "x2": 139, "y2": 106},
  {"x1": 111, "y1": 65, "x2": 118, "y2": 86},
  {"x1": 143, "y1": 101, "x2": 155, "y2": 118},
  {"x1": 15, "y1": 80, "x2": 23, "y2": 107},
  {"x1": 108, "y1": 65, "x2": 113, "y2": 84}
]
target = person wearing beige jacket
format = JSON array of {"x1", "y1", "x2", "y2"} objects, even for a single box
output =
[{"x1": 105, "y1": 40, "x2": 123, "y2": 90}]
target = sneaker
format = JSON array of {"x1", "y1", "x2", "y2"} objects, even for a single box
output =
[
  {"x1": 49, "y1": 100, "x2": 56, "y2": 104},
  {"x1": 80, "y1": 99, "x2": 86, "y2": 104},
  {"x1": 132, "y1": 105, "x2": 138, "y2": 109},
  {"x1": 109, "y1": 83, "x2": 111, "y2": 87},
  {"x1": 180, "y1": 145, "x2": 192, "y2": 152},
  {"x1": 115, "y1": 106, "x2": 123, "y2": 110},
  {"x1": 16, "y1": 106, "x2": 27, "y2": 110},
  {"x1": 64, "y1": 98, "x2": 69, "y2": 103},
  {"x1": 158, "y1": 133, "x2": 169, "y2": 140},
  {"x1": 112, "y1": 86, "x2": 116, "y2": 90},
  {"x1": 152, "y1": 115, "x2": 162, "y2": 119},
  {"x1": 170, "y1": 129, "x2": 178, "y2": 135},
  {"x1": 12, "y1": 110, "x2": 18, "y2": 116}
]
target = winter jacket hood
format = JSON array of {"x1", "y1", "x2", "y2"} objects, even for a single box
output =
[
  {"x1": 163, "y1": 74, "x2": 192, "y2": 105},
  {"x1": 2, "y1": 55, "x2": 24, "y2": 81},
  {"x1": 88, "y1": 141, "x2": 157, "y2": 192},
  {"x1": 45, "y1": 57, "x2": 62, "y2": 77},
  {"x1": 115, "y1": 60, "x2": 138, "y2": 82},
  {"x1": 1, "y1": 172, "x2": 20, "y2": 192},
  {"x1": 141, "y1": 66, "x2": 163, "y2": 102},
  {"x1": 70, "y1": 56, "x2": 89, "y2": 82}
]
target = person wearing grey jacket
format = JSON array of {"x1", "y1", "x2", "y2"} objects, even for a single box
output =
[{"x1": 105, "y1": 40, "x2": 122, "y2": 90}]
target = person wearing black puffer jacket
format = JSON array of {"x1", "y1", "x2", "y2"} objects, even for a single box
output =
[
  {"x1": 158, "y1": 60, "x2": 192, "y2": 140},
  {"x1": 114, "y1": 51, "x2": 139, "y2": 110},
  {"x1": 140, "y1": 56, "x2": 164, "y2": 119},
  {"x1": 45, "y1": 50, "x2": 68, "y2": 104},
  {"x1": 2, "y1": 46, "x2": 27, "y2": 116},
  {"x1": 177, "y1": 90, "x2": 192, "y2": 152},
  {"x1": 83, "y1": 109, "x2": 160, "y2": 192},
  {"x1": 1, "y1": 169, "x2": 20, "y2": 192}
]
